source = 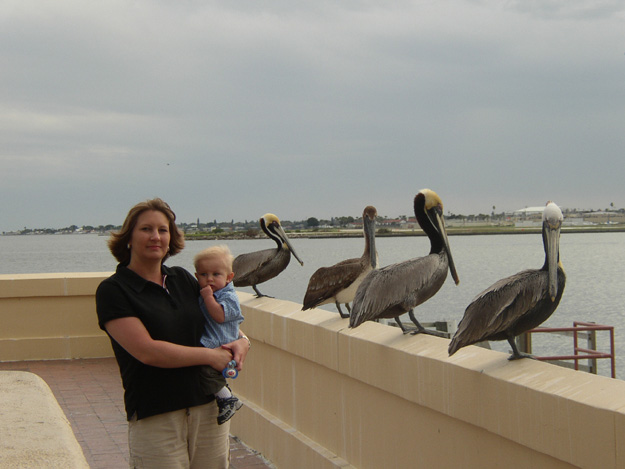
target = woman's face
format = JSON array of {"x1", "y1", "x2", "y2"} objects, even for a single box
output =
[{"x1": 129, "y1": 210, "x2": 171, "y2": 265}]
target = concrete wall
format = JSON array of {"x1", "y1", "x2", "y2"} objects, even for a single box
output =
[
  {"x1": 1, "y1": 274, "x2": 624, "y2": 469},
  {"x1": 0, "y1": 273, "x2": 114, "y2": 361},
  {"x1": 230, "y1": 294, "x2": 625, "y2": 469},
  {"x1": 0, "y1": 371, "x2": 89, "y2": 468}
]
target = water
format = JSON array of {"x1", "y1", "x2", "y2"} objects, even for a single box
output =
[{"x1": 1, "y1": 232, "x2": 623, "y2": 378}]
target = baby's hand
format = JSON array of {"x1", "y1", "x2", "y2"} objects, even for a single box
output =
[{"x1": 199, "y1": 285, "x2": 215, "y2": 305}]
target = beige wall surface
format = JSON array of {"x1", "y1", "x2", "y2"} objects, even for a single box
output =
[
  {"x1": 0, "y1": 371, "x2": 89, "y2": 468},
  {"x1": 0, "y1": 273, "x2": 113, "y2": 361},
  {"x1": 231, "y1": 293, "x2": 625, "y2": 469},
  {"x1": 1, "y1": 274, "x2": 623, "y2": 469}
]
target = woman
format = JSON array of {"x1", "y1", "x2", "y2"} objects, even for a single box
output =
[{"x1": 96, "y1": 198, "x2": 250, "y2": 468}]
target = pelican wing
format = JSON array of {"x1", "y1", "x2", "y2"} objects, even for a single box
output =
[
  {"x1": 232, "y1": 248, "x2": 277, "y2": 286},
  {"x1": 350, "y1": 254, "x2": 446, "y2": 327},
  {"x1": 302, "y1": 258, "x2": 363, "y2": 309},
  {"x1": 450, "y1": 269, "x2": 547, "y2": 352}
]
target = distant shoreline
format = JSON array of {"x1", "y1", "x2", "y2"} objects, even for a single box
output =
[
  {"x1": 3, "y1": 225, "x2": 623, "y2": 239},
  {"x1": 184, "y1": 225, "x2": 625, "y2": 241}
]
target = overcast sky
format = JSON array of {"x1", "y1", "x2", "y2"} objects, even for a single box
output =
[{"x1": 1, "y1": 1, "x2": 623, "y2": 232}]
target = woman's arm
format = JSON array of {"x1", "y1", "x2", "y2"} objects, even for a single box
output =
[
  {"x1": 105, "y1": 316, "x2": 233, "y2": 370},
  {"x1": 221, "y1": 332, "x2": 251, "y2": 371}
]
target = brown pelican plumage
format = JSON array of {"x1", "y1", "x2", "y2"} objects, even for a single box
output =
[
  {"x1": 448, "y1": 201, "x2": 566, "y2": 360},
  {"x1": 302, "y1": 206, "x2": 378, "y2": 318},
  {"x1": 350, "y1": 189, "x2": 459, "y2": 334},
  {"x1": 233, "y1": 213, "x2": 304, "y2": 297}
]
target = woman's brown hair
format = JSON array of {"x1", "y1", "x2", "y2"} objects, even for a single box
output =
[{"x1": 108, "y1": 198, "x2": 185, "y2": 264}]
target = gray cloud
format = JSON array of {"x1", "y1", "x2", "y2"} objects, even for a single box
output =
[{"x1": 1, "y1": 0, "x2": 623, "y2": 231}]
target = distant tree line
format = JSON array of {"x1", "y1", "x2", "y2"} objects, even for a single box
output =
[{"x1": 5, "y1": 206, "x2": 624, "y2": 236}]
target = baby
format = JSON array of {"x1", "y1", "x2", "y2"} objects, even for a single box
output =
[{"x1": 194, "y1": 245, "x2": 245, "y2": 425}]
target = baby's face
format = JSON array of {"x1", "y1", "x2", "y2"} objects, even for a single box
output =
[{"x1": 195, "y1": 257, "x2": 232, "y2": 291}]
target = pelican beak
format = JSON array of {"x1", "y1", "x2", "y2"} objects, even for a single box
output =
[
  {"x1": 430, "y1": 209, "x2": 459, "y2": 285},
  {"x1": 365, "y1": 215, "x2": 378, "y2": 269},
  {"x1": 276, "y1": 224, "x2": 304, "y2": 266},
  {"x1": 545, "y1": 220, "x2": 561, "y2": 301}
]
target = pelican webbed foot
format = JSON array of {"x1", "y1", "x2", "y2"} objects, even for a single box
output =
[
  {"x1": 336, "y1": 302, "x2": 350, "y2": 319},
  {"x1": 394, "y1": 317, "x2": 411, "y2": 334},
  {"x1": 508, "y1": 353, "x2": 535, "y2": 361},
  {"x1": 252, "y1": 286, "x2": 273, "y2": 298},
  {"x1": 407, "y1": 310, "x2": 446, "y2": 337},
  {"x1": 507, "y1": 338, "x2": 535, "y2": 360}
]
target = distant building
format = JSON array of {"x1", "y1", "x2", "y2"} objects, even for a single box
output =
[{"x1": 513, "y1": 207, "x2": 546, "y2": 217}]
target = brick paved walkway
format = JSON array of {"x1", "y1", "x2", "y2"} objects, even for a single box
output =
[{"x1": 0, "y1": 358, "x2": 273, "y2": 469}]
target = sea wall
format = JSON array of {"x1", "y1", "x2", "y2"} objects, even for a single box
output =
[
  {"x1": 231, "y1": 295, "x2": 625, "y2": 469},
  {"x1": 0, "y1": 273, "x2": 114, "y2": 361},
  {"x1": 1, "y1": 274, "x2": 624, "y2": 468},
  {"x1": 0, "y1": 371, "x2": 89, "y2": 468}
]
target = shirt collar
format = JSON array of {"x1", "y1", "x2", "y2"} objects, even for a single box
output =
[{"x1": 116, "y1": 263, "x2": 178, "y2": 293}]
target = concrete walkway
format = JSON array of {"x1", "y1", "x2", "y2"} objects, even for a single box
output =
[{"x1": 0, "y1": 358, "x2": 274, "y2": 469}]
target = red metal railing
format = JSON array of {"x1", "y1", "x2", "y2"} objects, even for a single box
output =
[{"x1": 524, "y1": 322, "x2": 615, "y2": 378}]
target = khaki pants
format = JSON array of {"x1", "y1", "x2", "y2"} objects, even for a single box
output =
[{"x1": 128, "y1": 401, "x2": 230, "y2": 469}]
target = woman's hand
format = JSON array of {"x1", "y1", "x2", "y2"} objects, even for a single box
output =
[
  {"x1": 205, "y1": 345, "x2": 234, "y2": 372},
  {"x1": 222, "y1": 333, "x2": 250, "y2": 371}
]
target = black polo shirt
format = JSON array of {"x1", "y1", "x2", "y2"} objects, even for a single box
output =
[{"x1": 96, "y1": 264, "x2": 213, "y2": 420}]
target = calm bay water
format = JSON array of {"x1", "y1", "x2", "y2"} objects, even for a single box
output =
[{"x1": 1, "y1": 232, "x2": 623, "y2": 378}]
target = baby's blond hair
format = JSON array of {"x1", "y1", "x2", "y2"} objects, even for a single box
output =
[{"x1": 193, "y1": 245, "x2": 234, "y2": 271}]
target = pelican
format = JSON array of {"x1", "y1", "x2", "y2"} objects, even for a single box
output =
[
  {"x1": 233, "y1": 213, "x2": 304, "y2": 297},
  {"x1": 350, "y1": 189, "x2": 459, "y2": 334},
  {"x1": 448, "y1": 201, "x2": 566, "y2": 360},
  {"x1": 302, "y1": 206, "x2": 378, "y2": 318}
]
